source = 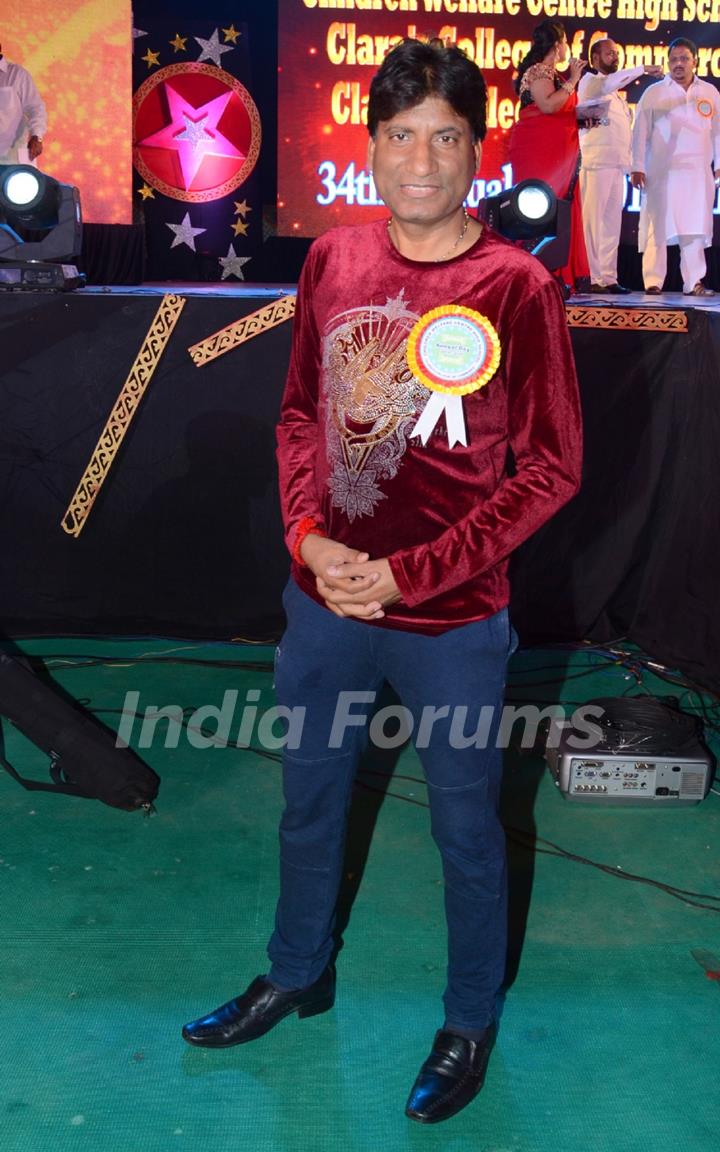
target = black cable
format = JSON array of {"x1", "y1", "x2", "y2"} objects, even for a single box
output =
[
  {"x1": 353, "y1": 775, "x2": 720, "y2": 912},
  {"x1": 24, "y1": 654, "x2": 275, "y2": 673},
  {"x1": 20, "y1": 689, "x2": 717, "y2": 912},
  {"x1": 578, "y1": 695, "x2": 703, "y2": 755},
  {"x1": 502, "y1": 664, "x2": 634, "y2": 689},
  {"x1": 9, "y1": 646, "x2": 719, "y2": 910},
  {"x1": 505, "y1": 826, "x2": 720, "y2": 913}
]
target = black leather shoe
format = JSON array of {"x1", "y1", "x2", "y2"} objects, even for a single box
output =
[
  {"x1": 181, "y1": 965, "x2": 335, "y2": 1048},
  {"x1": 607, "y1": 282, "x2": 631, "y2": 294},
  {"x1": 405, "y1": 1026, "x2": 496, "y2": 1124}
]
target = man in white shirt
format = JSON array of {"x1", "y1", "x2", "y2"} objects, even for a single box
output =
[
  {"x1": 631, "y1": 38, "x2": 720, "y2": 296},
  {"x1": 0, "y1": 39, "x2": 47, "y2": 164},
  {"x1": 579, "y1": 39, "x2": 662, "y2": 293}
]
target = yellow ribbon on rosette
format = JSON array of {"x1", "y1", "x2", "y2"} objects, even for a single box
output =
[{"x1": 406, "y1": 305, "x2": 501, "y2": 448}]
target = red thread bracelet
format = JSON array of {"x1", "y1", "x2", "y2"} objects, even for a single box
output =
[{"x1": 292, "y1": 516, "x2": 326, "y2": 565}]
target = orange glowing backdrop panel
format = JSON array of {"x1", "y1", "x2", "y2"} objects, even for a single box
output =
[{"x1": 3, "y1": 0, "x2": 132, "y2": 224}]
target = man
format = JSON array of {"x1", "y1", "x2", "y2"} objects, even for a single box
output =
[
  {"x1": 0, "y1": 38, "x2": 46, "y2": 164},
  {"x1": 579, "y1": 39, "x2": 663, "y2": 293},
  {"x1": 631, "y1": 38, "x2": 720, "y2": 296},
  {"x1": 182, "y1": 40, "x2": 582, "y2": 1125}
]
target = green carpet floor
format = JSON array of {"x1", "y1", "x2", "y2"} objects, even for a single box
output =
[{"x1": 1, "y1": 638, "x2": 718, "y2": 1152}]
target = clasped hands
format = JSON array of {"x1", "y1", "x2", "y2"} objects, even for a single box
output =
[{"x1": 300, "y1": 533, "x2": 402, "y2": 620}]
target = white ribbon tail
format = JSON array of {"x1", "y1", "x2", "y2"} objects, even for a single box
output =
[{"x1": 411, "y1": 393, "x2": 467, "y2": 448}]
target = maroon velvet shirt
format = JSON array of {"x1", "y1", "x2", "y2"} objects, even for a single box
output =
[{"x1": 277, "y1": 220, "x2": 582, "y2": 634}]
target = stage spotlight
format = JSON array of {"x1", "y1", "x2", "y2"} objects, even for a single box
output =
[
  {"x1": 3, "y1": 166, "x2": 43, "y2": 211},
  {"x1": 480, "y1": 179, "x2": 571, "y2": 276},
  {"x1": 0, "y1": 164, "x2": 85, "y2": 291}
]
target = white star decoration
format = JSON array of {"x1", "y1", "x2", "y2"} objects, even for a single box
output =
[
  {"x1": 383, "y1": 289, "x2": 412, "y2": 322},
  {"x1": 166, "y1": 212, "x2": 206, "y2": 252},
  {"x1": 219, "y1": 244, "x2": 251, "y2": 280},
  {"x1": 176, "y1": 113, "x2": 213, "y2": 150},
  {"x1": 195, "y1": 29, "x2": 235, "y2": 67}
]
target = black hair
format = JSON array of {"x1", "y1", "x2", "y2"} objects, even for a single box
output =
[
  {"x1": 367, "y1": 38, "x2": 487, "y2": 142},
  {"x1": 589, "y1": 38, "x2": 610, "y2": 66},
  {"x1": 668, "y1": 37, "x2": 698, "y2": 59},
  {"x1": 514, "y1": 20, "x2": 566, "y2": 94}
]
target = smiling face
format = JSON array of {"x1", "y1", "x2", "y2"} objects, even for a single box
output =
[
  {"x1": 367, "y1": 96, "x2": 481, "y2": 232},
  {"x1": 668, "y1": 45, "x2": 696, "y2": 89}
]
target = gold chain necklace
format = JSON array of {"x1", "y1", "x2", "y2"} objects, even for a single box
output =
[{"x1": 387, "y1": 209, "x2": 470, "y2": 262}]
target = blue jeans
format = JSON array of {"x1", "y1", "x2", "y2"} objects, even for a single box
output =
[{"x1": 268, "y1": 578, "x2": 515, "y2": 1030}]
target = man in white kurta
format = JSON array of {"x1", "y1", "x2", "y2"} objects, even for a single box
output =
[
  {"x1": 0, "y1": 41, "x2": 47, "y2": 164},
  {"x1": 631, "y1": 38, "x2": 720, "y2": 296},
  {"x1": 579, "y1": 40, "x2": 663, "y2": 293}
]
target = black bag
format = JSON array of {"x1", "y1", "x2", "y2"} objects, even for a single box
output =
[{"x1": 0, "y1": 652, "x2": 159, "y2": 811}]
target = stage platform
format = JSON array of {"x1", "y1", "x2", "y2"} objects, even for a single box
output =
[
  {"x1": 1, "y1": 284, "x2": 718, "y2": 689},
  {"x1": 571, "y1": 288, "x2": 720, "y2": 312},
  {"x1": 74, "y1": 283, "x2": 720, "y2": 311},
  {"x1": 79, "y1": 283, "x2": 297, "y2": 298}
]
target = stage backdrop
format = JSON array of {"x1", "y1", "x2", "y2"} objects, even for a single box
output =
[
  {"x1": 277, "y1": 0, "x2": 720, "y2": 240},
  {"x1": 3, "y1": 0, "x2": 132, "y2": 225},
  {"x1": 131, "y1": 13, "x2": 262, "y2": 282}
]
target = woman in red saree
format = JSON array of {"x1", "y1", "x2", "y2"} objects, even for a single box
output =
[{"x1": 508, "y1": 20, "x2": 590, "y2": 292}]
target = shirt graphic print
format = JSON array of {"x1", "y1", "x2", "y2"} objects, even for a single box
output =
[{"x1": 322, "y1": 289, "x2": 429, "y2": 522}]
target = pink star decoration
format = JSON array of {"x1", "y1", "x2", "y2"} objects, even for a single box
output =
[{"x1": 138, "y1": 82, "x2": 245, "y2": 190}]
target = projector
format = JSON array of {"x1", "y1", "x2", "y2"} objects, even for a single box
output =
[{"x1": 545, "y1": 717, "x2": 714, "y2": 805}]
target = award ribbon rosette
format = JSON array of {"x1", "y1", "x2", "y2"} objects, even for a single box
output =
[{"x1": 407, "y1": 305, "x2": 501, "y2": 447}]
